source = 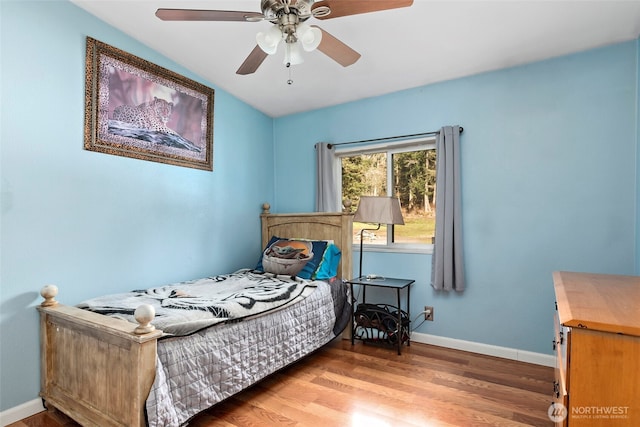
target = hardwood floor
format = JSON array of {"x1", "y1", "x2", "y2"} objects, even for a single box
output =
[{"x1": 11, "y1": 339, "x2": 554, "y2": 426}]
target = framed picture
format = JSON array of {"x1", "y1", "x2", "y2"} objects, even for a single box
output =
[{"x1": 84, "y1": 37, "x2": 214, "y2": 171}]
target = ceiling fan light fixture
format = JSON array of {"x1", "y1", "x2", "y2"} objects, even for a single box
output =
[
  {"x1": 256, "y1": 25, "x2": 282, "y2": 54},
  {"x1": 297, "y1": 22, "x2": 322, "y2": 52},
  {"x1": 283, "y1": 41, "x2": 304, "y2": 66}
]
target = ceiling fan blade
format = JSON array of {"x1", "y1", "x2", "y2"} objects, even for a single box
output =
[
  {"x1": 156, "y1": 9, "x2": 263, "y2": 22},
  {"x1": 314, "y1": 26, "x2": 361, "y2": 67},
  {"x1": 312, "y1": 0, "x2": 413, "y2": 20},
  {"x1": 236, "y1": 45, "x2": 269, "y2": 75}
]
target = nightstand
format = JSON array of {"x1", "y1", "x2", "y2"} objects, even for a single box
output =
[{"x1": 346, "y1": 276, "x2": 414, "y2": 355}]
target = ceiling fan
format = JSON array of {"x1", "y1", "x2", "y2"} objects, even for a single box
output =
[{"x1": 156, "y1": 0, "x2": 413, "y2": 76}]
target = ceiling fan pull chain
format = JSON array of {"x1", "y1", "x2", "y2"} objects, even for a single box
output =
[{"x1": 287, "y1": 63, "x2": 293, "y2": 85}]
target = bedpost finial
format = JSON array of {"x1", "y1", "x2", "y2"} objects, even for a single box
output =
[
  {"x1": 134, "y1": 304, "x2": 156, "y2": 335},
  {"x1": 262, "y1": 203, "x2": 271, "y2": 214},
  {"x1": 342, "y1": 199, "x2": 352, "y2": 213},
  {"x1": 40, "y1": 285, "x2": 59, "y2": 307}
]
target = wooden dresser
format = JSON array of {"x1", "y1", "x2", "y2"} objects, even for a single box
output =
[{"x1": 552, "y1": 271, "x2": 640, "y2": 426}]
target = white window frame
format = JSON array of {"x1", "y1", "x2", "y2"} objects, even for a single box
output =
[{"x1": 336, "y1": 136, "x2": 436, "y2": 254}]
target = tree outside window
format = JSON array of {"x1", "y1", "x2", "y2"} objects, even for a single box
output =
[{"x1": 340, "y1": 140, "x2": 436, "y2": 249}]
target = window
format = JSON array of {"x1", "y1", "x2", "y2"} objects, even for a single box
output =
[{"x1": 338, "y1": 138, "x2": 436, "y2": 251}]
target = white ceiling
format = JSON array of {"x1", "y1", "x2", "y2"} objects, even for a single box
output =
[{"x1": 71, "y1": 0, "x2": 640, "y2": 118}]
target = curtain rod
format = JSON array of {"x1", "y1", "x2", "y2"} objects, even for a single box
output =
[{"x1": 327, "y1": 127, "x2": 463, "y2": 149}]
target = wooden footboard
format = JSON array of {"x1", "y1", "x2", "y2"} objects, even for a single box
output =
[{"x1": 38, "y1": 286, "x2": 162, "y2": 427}]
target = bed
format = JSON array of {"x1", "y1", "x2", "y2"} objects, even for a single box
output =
[{"x1": 37, "y1": 206, "x2": 353, "y2": 427}]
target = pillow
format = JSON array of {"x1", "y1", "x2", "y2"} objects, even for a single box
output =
[
  {"x1": 256, "y1": 236, "x2": 343, "y2": 279},
  {"x1": 312, "y1": 243, "x2": 341, "y2": 280},
  {"x1": 260, "y1": 238, "x2": 313, "y2": 276},
  {"x1": 256, "y1": 236, "x2": 328, "y2": 279}
]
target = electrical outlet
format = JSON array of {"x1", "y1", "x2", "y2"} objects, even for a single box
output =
[{"x1": 424, "y1": 306, "x2": 434, "y2": 321}]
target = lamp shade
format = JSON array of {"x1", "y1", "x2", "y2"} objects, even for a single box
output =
[
  {"x1": 297, "y1": 23, "x2": 322, "y2": 52},
  {"x1": 283, "y1": 41, "x2": 304, "y2": 65},
  {"x1": 353, "y1": 196, "x2": 405, "y2": 225},
  {"x1": 256, "y1": 25, "x2": 282, "y2": 55}
]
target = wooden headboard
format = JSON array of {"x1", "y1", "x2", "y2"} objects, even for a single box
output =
[{"x1": 260, "y1": 204, "x2": 353, "y2": 281}]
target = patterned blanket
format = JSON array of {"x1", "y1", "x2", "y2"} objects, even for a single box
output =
[{"x1": 77, "y1": 269, "x2": 318, "y2": 337}]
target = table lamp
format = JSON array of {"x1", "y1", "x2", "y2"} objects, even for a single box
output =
[{"x1": 353, "y1": 196, "x2": 404, "y2": 279}]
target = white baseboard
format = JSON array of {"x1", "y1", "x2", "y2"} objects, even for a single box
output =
[
  {"x1": 0, "y1": 398, "x2": 44, "y2": 426},
  {"x1": 411, "y1": 332, "x2": 556, "y2": 367}
]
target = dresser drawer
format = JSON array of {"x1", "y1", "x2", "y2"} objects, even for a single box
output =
[
  {"x1": 553, "y1": 307, "x2": 568, "y2": 426},
  {"x1": 553, "y1": 311, "x2": 568, "y2": 377}
]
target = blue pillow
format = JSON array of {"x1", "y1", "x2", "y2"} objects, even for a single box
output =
[{"x1": 313, "y1": 243, "x2": 342, "y2": 280}]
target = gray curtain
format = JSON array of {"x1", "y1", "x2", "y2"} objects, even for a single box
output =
[
  {"x1": 431, "y1": 126, "x2": 465, "y2": 291},
  {"x1": 315, "y1": 142, "x2": 340, "y2": 212}
]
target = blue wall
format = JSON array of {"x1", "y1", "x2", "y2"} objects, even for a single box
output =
[
  {"x1": 637, "y1": 37, "x2": 640, "y2": 273},
  {"x1": 274, "y1": 41, "x2": 638, "y2": 354},
  {"x1": 1, "y1": 0, "x2": 639, "y2": 415},
  {"x1": 0, "y1": 1, "x2": 273, "y2": 411}
]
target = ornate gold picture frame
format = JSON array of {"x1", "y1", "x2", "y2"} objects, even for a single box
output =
[{"x1": 84, "y1": 37, "x2": 214, "y2": 171}]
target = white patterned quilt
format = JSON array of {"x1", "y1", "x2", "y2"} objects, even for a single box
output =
[
  {"x1": 78, "y1": 269, "x2": 319, "y2": 337},
  {"x1": 147, "y1": 277, "x2": 348, "y2": 427},
  {"x1": 78, "y1": 269, "x2": 350, "y2": 427}
]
